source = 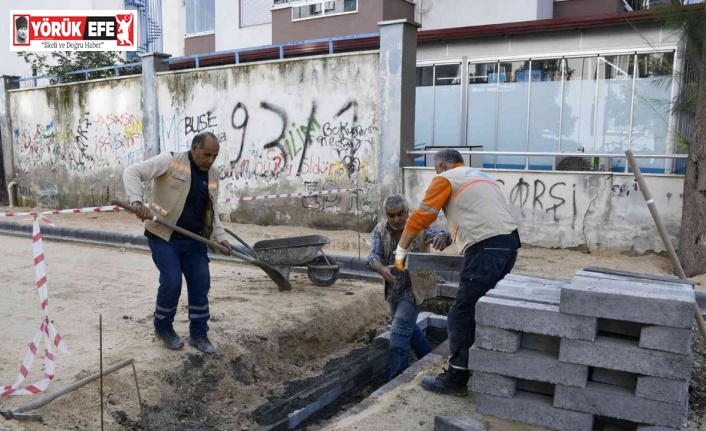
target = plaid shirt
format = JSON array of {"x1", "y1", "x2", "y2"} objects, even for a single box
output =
[{"x1": 366, "y1": 223, "x2": 449, "y2": 269}]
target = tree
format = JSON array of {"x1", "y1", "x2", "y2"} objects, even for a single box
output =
[
  {"x1": 656, "y1": 1, "x2": 706, "y2": 276},
  {"x1": 17, "y1": 51, "x2": 140, "y2": 84}
]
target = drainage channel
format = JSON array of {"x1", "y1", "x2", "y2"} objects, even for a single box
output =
[{"x1": 250, "y1": 313, "x2": 448, "y2": 431}]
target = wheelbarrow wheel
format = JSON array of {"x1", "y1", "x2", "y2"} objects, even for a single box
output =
[{"x1": 306, "y1": 256, "x2": 343, "y2": 287}]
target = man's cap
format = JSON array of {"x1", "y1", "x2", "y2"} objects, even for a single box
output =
[{"x1": 16, "y1": 16, "x2": 28, "y2": 29}]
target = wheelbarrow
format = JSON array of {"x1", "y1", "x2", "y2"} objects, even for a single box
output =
[{"x1": 225, "y1": 229, "x2": 344, "y2": 287}]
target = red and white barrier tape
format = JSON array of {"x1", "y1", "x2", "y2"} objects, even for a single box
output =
[
  {"x1": 0, "y1": 205, "x2": 120, "y2": 221},
  {"x1": 1, "y1": 217, "x2": 68, "y2": 397},
  {"x1": 0, "y1": 188, "x2": 364, "y2": 218},
  {"x1": 220, "y1": 188, "x2": 364, "y2": 204}
]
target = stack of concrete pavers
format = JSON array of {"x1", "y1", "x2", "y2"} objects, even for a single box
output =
[{"x1": 468, "y1": 270, "x2": 694, "y2": 431}]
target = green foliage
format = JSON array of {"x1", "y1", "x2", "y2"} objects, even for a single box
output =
[{"x1": 17, "y1": 51, "x2": 141, "y2": 84}]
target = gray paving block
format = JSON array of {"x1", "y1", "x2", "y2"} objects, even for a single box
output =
[
  {"x1": 561, "y1": 275, "x2": 695, "y2": 328},
  {"x1": 636, "y1": 376, "x2": 688, "y2": 405},
  {"x1": 471, "y1": 372, "x2": 516, "y2": 398},
  {"x1": 639, "y1": 325, "x2": 692, "y2": 355},
  {"x1": 591, "y1": 368, "x2": 637, "y2": 389},
  {"x1": 516, "y1": 378, "x2": 555, "y2": 396},
  {"x1": 474, "y1": 325, "x2": 520, "y2": 353},
  {"x1": 469, "y1": 347, "x2": 588, "y2": 387},
  {"x1": 428, "y1": 315, "x2": 448, "y2": 329},
  {"x1": 520, "y1": 333, "x2": 560, "y2": 354},
  {"x1": 559, "y1": 336, "x2": 693, "y2": 380},
  {"x1": 503, "y1": 273, "x2": 567, "y2": 286},
  {"x1": 476, "y1": 296, "x2": 597, "y2": 341},
  {"x1": 598, "y1": 318, "x2": 642, "y2": 338},
  {"x1": 406, "y1": 252, "x2": 463, "y2": 271},
  {"x1": 487, "y1": 283, "x2": 561, "y2": 306},
  {"x1": 491, "y1": 275, "x2": 565, "y2": 300},
  {"x1": 567, "y1": 336, "x2": 692, "y2": 379},
  {"x1": 434, "y1": 415, "x2": 485, "y2": 431},
  {"x1": 554, "y1": 382, "x2": 686, "y2": 428},
  {"x1": 475, "y1": 391, "x2": 594, "y2": 431}
]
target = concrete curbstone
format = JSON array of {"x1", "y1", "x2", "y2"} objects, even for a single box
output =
[
  {"x1": 476, "y1": 296, "x2": 597, "y2": 341},
  {"x1": 560, "y1": 276, "x2": 695, "y2": 328},
  {"x1": 636, "y1": 376, "x2": 688, "y2": 406},
  {"x1": 471, "y1": 372, "x2": 516, "y2": 398},
  {"x1": 639, "y1": 325, "x2": 692, "y2": 355},
  {"x1": 554, "y1": 382, "x2": 686, "y2": 428},
  {"x1": 434, "y1": 415, "x2": 486, "y2": 431},
  {"x1": 469, "y1": 347, "x2": 588, "y2": 387},
  {"x1": 474, "y1": 325, "x2": 521, "y2": 353},
  {"x1": 559, "y1": 336, "x2": 693, "y2": 380},
  {"x1": 476, "y1": 391, "x2": 594, "y2": 431}
]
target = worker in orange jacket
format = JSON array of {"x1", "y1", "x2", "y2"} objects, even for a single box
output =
[{"x1": 394, "y1": 149, "x2": 521, "y2": 396}]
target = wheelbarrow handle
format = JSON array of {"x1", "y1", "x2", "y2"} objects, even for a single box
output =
[
  {"x1": 112, "y1": 200, "x2": 292, "y2": 291},
  {"x1": 112, "y1": 200, "x2": 231, "y2": 254}
]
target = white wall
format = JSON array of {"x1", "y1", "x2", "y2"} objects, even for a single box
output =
[
  {"x1": 9, "y1": 77, "x2": 143, "y2": 207},
  {"x1": 1, "y1": 0, "x2": 124, "y2": 79},
  {"x1": 156, "y1": 53, "x2": 379, "y2": 227},
  {"x1": 404, "y1": 168, "x2": 684, "y2": 253},
  {"x1": 161, "y1": 0, "x2": 185, "y2": 57},
  {"x1": 215, "y1": 0, "x2": 271, "y2": 51},
  {"x1": 419, "y1": 0, "x2": 553, "y2": 31}
]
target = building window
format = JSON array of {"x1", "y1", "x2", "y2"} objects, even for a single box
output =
[
  {"x1": 291, "y1": 0, "x2": 357, "y2": 21},
  {"x1": 241, "y1": 0, "x2": 272, "y2": 27},
  {"x1": 186, "y1": 0, "x2": 215, "y2": 35},
  {"x1": 429, "y1": 50, "x2": 676, "y2": 172}
]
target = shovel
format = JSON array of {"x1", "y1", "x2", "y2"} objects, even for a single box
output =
[{"x1": 112, "y1": 200, "x2": 292, "y2": 291}]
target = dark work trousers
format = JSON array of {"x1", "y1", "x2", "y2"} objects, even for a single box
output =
[
  {"x1": 447, "y1": 230, "x2": 520, "y2": 377},
  {"x1": 148, "y1": 234, "x2": 211, "y2": 338}
]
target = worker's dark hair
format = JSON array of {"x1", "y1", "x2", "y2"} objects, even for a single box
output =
[
  {"x1": 434, "y1": 149, "x2": 464, "y2": 166},
  {"x1": 192, "y1": 132, "x2": 218, "y2": 148}
]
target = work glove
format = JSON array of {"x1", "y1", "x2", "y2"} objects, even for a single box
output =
[{"x1": 394, "y1": 245, "x2": 408, "y2": 271}]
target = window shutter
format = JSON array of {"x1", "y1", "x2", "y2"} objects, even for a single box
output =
[{"x1": 241, "y1": 0, "x2": 272, "y2": 27}]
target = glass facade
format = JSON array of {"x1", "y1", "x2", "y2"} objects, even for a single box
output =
[{"x1": 415, "y1": 51, "x2": 676, "y2": 173}]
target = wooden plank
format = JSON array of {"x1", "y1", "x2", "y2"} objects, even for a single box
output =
[
  {"x1": 406, "y1": 252, "x2": 463, "y2": 272},
  {"x1": 485, "y1": 416, "x2": 553, "y2": 431}
]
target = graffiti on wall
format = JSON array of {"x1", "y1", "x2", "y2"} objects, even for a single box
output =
[
  {"x1": 495, "y1": 174, "x2": 681, "y2": 229},
  {"x1": 14, "y1": 111, "x2": 144, "y2": 174},
  {"x1": 160, "y1": 95, "x2": 379, "y2": 214}
]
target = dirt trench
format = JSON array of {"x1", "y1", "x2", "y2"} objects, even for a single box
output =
[{"x1": 108, "y1": 294, "x2": 391, "y2": 431}]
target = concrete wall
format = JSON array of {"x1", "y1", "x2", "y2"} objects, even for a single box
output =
[
  {"x1": 420, "y1": 0, "x2": 553, "y2": 31},
  {"x1": 156, "y1": 52, "x2": 380, "y2": 230},
  {"x1": 9, "y1": 77, "x2": 143, "y2": 208},
  {"x1": 404, "y1": 168, "x2": 684, "y2": 253},
  {"x1": 417, "y1": 23, "x2": 678, "y2": 62}
]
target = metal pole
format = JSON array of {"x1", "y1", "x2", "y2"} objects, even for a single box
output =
[
  {"x1": 132, "y1": 362, "x2": 149, "y2": 431},
  {"x1": 556, "y1": 58, "x2": 566, "y2": 170},
  {"x1": 524, "y1": 60, "x2": 533, "y2": 170},
  {"x1": 493, "y1": 61, "x2": 501, "y2": 168},
  {"x1": 625, "y1": 149, "x2": 706, "y2": 340},
  {"x1": 626, "y1": 53, "x2": 638, "y2": 173},
  {"x1": 99, "y1": 314, "x2": 104, "y2": 431},
  {"x1": 11, "y1": 359, "x2": 134, "y2": 416}
]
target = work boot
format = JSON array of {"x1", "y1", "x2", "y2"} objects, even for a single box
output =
[
  {"x1": 155, "y1": 328, "x2": 184, "y2": 350},
  {"x1": 420, "y1": 368, "x2": 469, "y2": 396},
  {"x1": 189, "y1": 336, "x2": 217, "y2": 354}
]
